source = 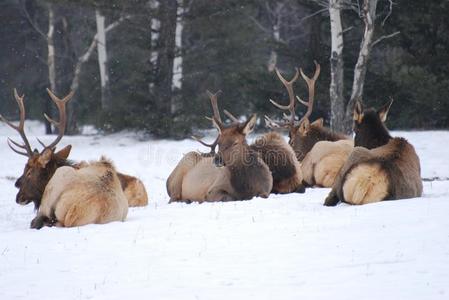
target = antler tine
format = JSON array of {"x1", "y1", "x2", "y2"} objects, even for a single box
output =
[
  {"x1": 268, "y1": 67, "x2": 300, "y2": 129},
  {"x1": 298, "y1": 61, "x2": 321, "y2": 124},
  {"x1": 0, "y1": 89, "x2": 33, "y2": 157},
  {"x1": 206, "y1": 90, "x2": 223, "y2": 125},
  {"x1": 191, "y1": 135, "x2": 219, "y2": 155},
  {"x1": 223, "y1": 109, "x2": 239, "y2": 123},
  {"x1": 264, "y1": 115, "x2": 290, "y2": 129},
  {"x1": 43, "y1": 89, "x2": 75, "y2": 149}
]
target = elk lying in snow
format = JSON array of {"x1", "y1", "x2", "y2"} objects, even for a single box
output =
[
  {"x1": 167, "y1": 119, "x2": 273, "y2": 202},
  {"x1": 0, "y1": 89, "x2": 130, "y2": 229},
  {"x1": 265, "y1": 61, "x2": 353, "y2": 188},
  {"x1": 324, "y1": 100, "x2": 423, "y2": 206},
  {"x1": 167, "y1": 91, "x2": 274, "y2": 203},
  {"x1": 1, "y1": 91, "x2": 147, "y2": 209}
]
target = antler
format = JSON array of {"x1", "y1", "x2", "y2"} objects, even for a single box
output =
[
  {"x1": 297, "y1": 60, "x2": 321, "y2": 125},
  {"x1": 205, "y1": 90, "x2": 223, "y2": 124},
  {"x1": 193, "y1": 90, "x2": 240, "y2": 154},
  {"x1": 39, "y1": 89, "x2": 74, "y2": 150},
  {"x1": 191, "y1": 135, "x2": 219, "y2": 155},
  {"x1": 265, "y1": 67, "x2": 300, "y2": 129},
  {"x1": 0, "y1": 89, "x2": 33, "y2": 157},
  {"x1": 192, "y1": 90, "x2": 223, "y2": 155}
]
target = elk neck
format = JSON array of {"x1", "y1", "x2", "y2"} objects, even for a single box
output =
[{"x1": 355, "y1": 110, "x2": 392, "y2": 149}]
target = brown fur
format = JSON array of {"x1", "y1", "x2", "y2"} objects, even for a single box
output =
[
  {"x1": 117, "y1": 172, "x2": 149, "y2": 207},
  {"x1": 301, "y1": 139, "x2": 353, "y2": 187},
  {"x1": 289, "y1": 118, "x2": 348, "y2": 161},
  {"x1": 31, "y1": 158, "x2": 128, "y2": 228},
  {"x1": 250, "y1": 132, "x2": 304, "y2": 193},
  {"x1": 324, "y1": 101, "x2": 422, "y2": 206}
]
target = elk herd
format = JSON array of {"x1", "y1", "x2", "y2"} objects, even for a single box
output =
[{"x1": 1, "y1": 61, "x2": 423, "y2": 230}]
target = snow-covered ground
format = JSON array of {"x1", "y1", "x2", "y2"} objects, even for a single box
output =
[{"x1": 0, "y1": 122, "x2": 448, "y2": 300}]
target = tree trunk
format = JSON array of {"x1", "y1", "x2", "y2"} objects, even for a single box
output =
[
  {"x1": 342, "y1": 0, "x2": 379, "y2": 132},
  {"x1": 267, "y1": 2, "x2": 282, "y2": 72},
  {"x1": 46, "y1": 3, "x2": 56, "y2": 134},
  {"x1": 171, "y1": 0, "x2": 184, "y2": 115},
  {"x1": 328, "y1": 0, "x2": 345, "y2": 132},
  {"x1": 95, "y1": 9, "x2": 111, "y2": 111},
  {"x1": 155, "y1": 0, "x2": 178, "y2": 136},
  {"x1": 149, "y1": 1, "x2": 160, "y2": 93}
]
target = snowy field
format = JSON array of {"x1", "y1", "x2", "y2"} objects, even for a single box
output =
[{"x1": 0, "y1": 121, "x2": 448, "y2": 300}]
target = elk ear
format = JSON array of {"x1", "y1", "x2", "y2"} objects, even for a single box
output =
[
  {"x1": 299, "y1": 118, "x2": 310, "y2": 134},
  {"x1": 377, "y1": 98, "x2": 394, "y2": 123},
  {"x1": 55, "y1": 145, "x2": 72, "y2": 160},
  {"x1": 38, "y1": 148, "x2": 53, "y2": 167},
  {"x1": 241, "y1": 114, "x2": 257, "y2": 135},
  {"x1": 353, "y1": 101, "x2": 364, "y2": 123},
  {"x1": 212, "y1": 117, "x2": 223, "y2": 134},
  {"x1": 311, "y1": 118, "x2": 324, "y2": 128}
]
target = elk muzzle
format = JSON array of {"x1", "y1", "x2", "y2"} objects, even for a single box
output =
[{"x1": 214, "y1": 153, "x2": 225, "y2": 167}]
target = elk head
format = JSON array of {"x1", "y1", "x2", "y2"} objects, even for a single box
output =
[
  {"x1": 0, "y1": 89, "x2": 74, "y2": 207},
  {"x1": 265, "y1": 61, "x2": 321, "y2": 160},
  {"x1": 353, "y1": 99, "x2": 393, "y2": 149},
  {"x1": 211, "y1": 114, "x2": 257, "y2": 167}
]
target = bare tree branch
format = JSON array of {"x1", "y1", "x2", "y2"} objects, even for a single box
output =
[
  {"x1": 382, "y1": 0, "x2": 394, "y2": 26},
  {"x1": 372, "y1": 30, "x2": 400, "y2": 47},
  {"x1": 21, "y1": 1, "x2": 47, "y2": 39}
]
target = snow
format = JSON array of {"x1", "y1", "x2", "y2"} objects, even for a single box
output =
[{"x1": 0, "y1": 122, "x2": 448, "y2": 300}]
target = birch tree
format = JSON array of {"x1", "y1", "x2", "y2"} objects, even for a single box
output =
[
  {"x1": 314, "y1": 0, "x2": 398, "y2": 133},
  {"x1": 95, "y1": 9, "x2": 111, "y2": 110}
]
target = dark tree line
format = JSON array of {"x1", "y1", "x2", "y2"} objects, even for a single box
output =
[{"x1": 0, "y1": 0, "x2": 447, "y2": 138}]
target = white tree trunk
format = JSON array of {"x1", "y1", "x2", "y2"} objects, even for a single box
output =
[
  {"x1": 45, "y1": 4, "x2": 56, "y2": 134},
  {"x1": 95, "y1": 9, "x2": 111, "y2": 110},
  {"x1": 328, "y1": 0, "x2": 345, "y2": 132},
  {"x1": 343, "y1": 0, "x2": 379, "y2": 130},
  {"x1": 47, "y1": 4, "x2": 56, "y2": 93},
  {"x1": 172, "y1": 0, "x2": 184, "y2": 91},
  {"x1": 267, "y1": 3, "x2": 282, "y2": 72},
  {"x1": 149, "y1": 0, "x2": 160, "y2": 92}
]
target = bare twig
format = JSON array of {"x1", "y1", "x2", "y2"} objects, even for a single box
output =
[
  {"x1": 372, "y1": 31, "x2": 400, "y2": 47},
  {"x1": 382, "y1": 0, "x2": 394, "y2": 26}
]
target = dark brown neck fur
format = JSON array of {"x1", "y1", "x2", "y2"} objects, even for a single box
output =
[
  {"x1": 228, "y1": 147, "x2": 266, "y2": 199},
  {"x1": 354, "y1": 110, "x2": 391, "y2": 149},
  {"x1": 34, "y1": 158, "x2": 74, "y2": 209}
]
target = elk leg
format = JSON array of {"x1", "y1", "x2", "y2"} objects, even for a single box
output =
[
  {"x1": 30, "y1": 215, "x2": 50, "y2": 229},
  {"x1": 295, "y1": 185, "x2": 306, "y2": 193},
  {"x1": 324, "y1": 189, "x2": 340, "y2": 206}
]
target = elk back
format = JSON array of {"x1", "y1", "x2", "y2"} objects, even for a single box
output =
[{"x1": 32, "y1": 158, "x2": 128, "y2": 228}]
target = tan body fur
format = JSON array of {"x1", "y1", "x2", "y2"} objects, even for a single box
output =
[
  {"x1": 117, "y1": 173, "x2": 148, "y2": 207},
  {"x1": 32, "y1": 158, "x2": 128, "y2": 227},
  {"x1": 167, "y1": 152, "x2": 230, "y2": 203},
  {"x1": 301, "y1": 139, "x2": 353, "y2": 187}
]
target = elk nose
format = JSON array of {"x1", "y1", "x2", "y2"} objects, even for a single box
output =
[
  {"x1": 214, "y1": 154, "x2": 224, "y2": 167},
  {"x1": 14, "y1": 177, "x2": 22, "y2": 189}
]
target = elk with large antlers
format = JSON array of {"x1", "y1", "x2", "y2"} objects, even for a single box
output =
[
  {"x1": 324, "y1": 100, "x2": 422, "y2": 206},
  {"x1": 266, "y1": 61, "x2": 353, "y2": 188},
  {"x1": 167, "y1": 90, "x2": 274, "y2": 202},
  {"x1": 0, "y1": 89, "x2": 141, "y2": 228}
]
